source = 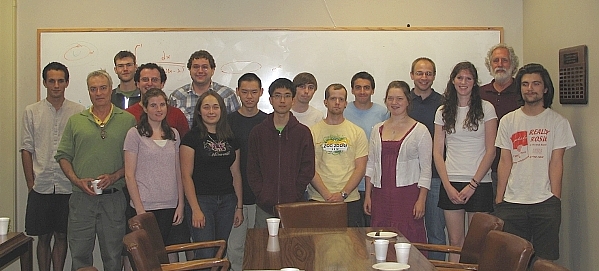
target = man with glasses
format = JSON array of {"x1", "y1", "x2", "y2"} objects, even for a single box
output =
[
  {"x1": 291, "y1": 72, "x2": 324, "y2": 127},
  {"x1": 111, "y1": 51, "x2": 140, "y2": 109},
  {"x1": 248, "y1": 78, "x2": 315, "y2": 229},
  {"x1": 126, "y1": 63, "x2": 189, "y2": 136},
  {"x1": 55, "y1": 70, "x2": 136, "y2": 271},
  {"x1": 407, "y1": 57, "x2": 446, "y2": 260},
  {"x1": 308, "y1": 83, "x2": 368, "y2": 227},
  {"x1": 169, "y1": 50, "x2": 240, "y2": 128}
]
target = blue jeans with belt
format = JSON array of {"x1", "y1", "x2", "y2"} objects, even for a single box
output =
[{"x1": 185, "y1": 193, "x2": 236, "y2": 260}]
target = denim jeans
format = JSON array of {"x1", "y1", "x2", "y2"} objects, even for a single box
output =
[
  {"x1": 185, "y1": 193, "x2": 236, "y2": 260},
  {"x1": 424, "y1": 178, "x2": 447, "y2": 260}
]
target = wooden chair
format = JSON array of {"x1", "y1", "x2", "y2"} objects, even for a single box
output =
[
  {"x1": 274, "y1": 201, "x2": 347, "y2": 228},
  {"x1": 438, "y1": 230, "x2": 534, "y2": 271},
  {"x1": 477, "y1": 230, "x2": 534, "y2": 271},
  {"x1": 128, "y1": 213, "x2": 226, "y2": 264},
  {"x1": 123, "y1": 229, "x2": 230, "y2": 271},
  {"x1": 412, "y1": 213, "x2": 504, "y2": 269},
  {"x1": 532, "y1": 258, "x2": 570, "y2": 271}
]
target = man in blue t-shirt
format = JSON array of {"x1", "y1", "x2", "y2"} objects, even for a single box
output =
[{"x1": 343, "y1": 71, "x2": 389, "y2": 227}]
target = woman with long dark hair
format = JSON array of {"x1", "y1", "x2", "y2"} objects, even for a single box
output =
[
  {"x1": 433, "y1": 62, "x2": 497, "y2": 262},
  {"x1": 180, "y1": 90, "x2": 243, "y2": 260},
  {"x1": 124, "y1": 88, "x2": 184, "y2": 242}
]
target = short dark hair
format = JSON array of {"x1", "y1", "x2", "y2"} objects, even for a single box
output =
[
  {"x1": 515, "y1": 63, "x2": 554, "y2": 108},
  {"x1": 410, "y1": 57, "x2": 436, "y2": 75},
  {"x1": 134, "y1": 63, "x2": 167, "y2": 84},
  {"x1": 292, "y1": 72, "x2": 318, "y2": 90},
  {"x1": 351, "y1": 71, "x2": 375, "y2": 90},
  {"x1": 114, "y1": 51, "x2": 136, "y2": 65},
  {"x1": 268, "y1": 78, "x2": 296, "y2": 98},
  {"x1": 238, "y1": 73, "x2": 261, "y2": 88},
  {"x1": 42, "y1": 62, "x2": 69, "y2": 82},
  {"x1": 187, "y1": 50, "x2": 216, "y2": 70},
  {"x1": 325, "y1": 83, "x2": 347, "y2": 100}
]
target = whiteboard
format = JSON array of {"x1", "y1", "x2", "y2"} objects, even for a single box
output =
[{"x1": 39, "y1": 28, "x2": 501, "y2": 113}]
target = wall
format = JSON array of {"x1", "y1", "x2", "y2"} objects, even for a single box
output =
[
  {"x1": 8, "y1": 0, "x2": 524, "y2": 270},
  {"x1": 523, "y1": 0, "x2": 599, "y2": 269},
  {"x1": 0, "y1": 0, "x2": 16, "y2": 226}
]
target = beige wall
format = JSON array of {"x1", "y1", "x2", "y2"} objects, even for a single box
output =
[
  {"x1": 523, "y1": 0, "x2": 599, "y2": 269},
  {"x1": 0, "y1": 0, "x2": 16, "y2": 224},
  {"x1": 8, "y1": 0, "x2": 528, "y2": 270}
]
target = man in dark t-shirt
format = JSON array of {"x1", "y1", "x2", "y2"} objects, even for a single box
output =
[{"x1": 226, "y1": 73, "x2": 267, "y2": 271}]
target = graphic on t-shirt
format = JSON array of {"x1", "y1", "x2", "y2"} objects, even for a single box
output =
[
  {"x1": 510, "y1": 129, "x2": 550, "y2": 162},
  {"x1": 319, "y1": 135, "x2": 349, "y2": 155},
  {"x1": 204, "y1": 138, "x2": 230, "y2": 156}
]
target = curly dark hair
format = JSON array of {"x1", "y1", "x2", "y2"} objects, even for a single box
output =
[{"x1": 441, "y1": 61, "x2": 484, "y2": 134}]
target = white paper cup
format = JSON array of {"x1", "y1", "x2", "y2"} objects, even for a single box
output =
[
  {"x1": 266, "y1": 218, "x2": 280, "y2": 236},
  {"x1": 91, "y1": 179, "x2": 102, "y2": 195},
  {"x1": 267, "y1": 235, "x2": 280, "y2": 252},
  {"x1": 394, "y1": 242, "x2": 411, "y2": 264},
  {"x1": 0, "y1": 217, "x2": 10, "y2": 235},
  {"x1": 374, "y1": 239, "x2": 389, "y2": 261}
]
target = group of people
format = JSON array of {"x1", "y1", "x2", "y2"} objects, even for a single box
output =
[{"x1": 21, "y1": 44, "x2": 575, "y2": 271}]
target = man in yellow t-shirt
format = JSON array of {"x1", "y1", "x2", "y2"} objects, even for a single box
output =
[{"x1": 307, "y1": 83, "x2": 368, "y2": 227}]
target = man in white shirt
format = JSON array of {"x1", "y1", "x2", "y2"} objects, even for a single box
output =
[
  {"x1": 291, "y1": 72, "x2": 324, "y2": 127},
  {"x1": 494, "y1": 63, "x2": 576, "y2": 260},
  {"x1": 21, "y1": 62, "x2": 85, "y2": 271}
]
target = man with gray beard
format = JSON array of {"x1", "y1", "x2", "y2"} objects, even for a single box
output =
[{"x1": 480, "y1": 43, "x2": 521, "y2": 198}]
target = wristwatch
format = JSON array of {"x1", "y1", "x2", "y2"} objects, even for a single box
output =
[{"x1": 341, "y1": 191, "x2": 349, "y2": 199}]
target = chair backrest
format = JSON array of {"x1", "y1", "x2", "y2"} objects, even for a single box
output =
[
  {"x1": 123, "y1": 229, "x2": 231, "y2": 271},
  {"x1": 123, "y1": 229, "x2": 164, "y2": 271},
  {"x1": 275, "y1": 201, "x2": 347, "y2": 228},
  {"x1": 460, "y1": 213, "x2": 505, "y2": 264},
  {"x1": 477, "y1": 230, "x2": 534, "y2": 271},
  {"x1": 128, "y1": 212, "x2": 169, "y2": 264},
  {"x1": 533, "y1": 258, "x2": 570, "y2": 271}
]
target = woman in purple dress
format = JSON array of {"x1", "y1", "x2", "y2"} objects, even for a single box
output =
[{"x1": 364, "y1": 81, "x2": 432, "y2": 243}]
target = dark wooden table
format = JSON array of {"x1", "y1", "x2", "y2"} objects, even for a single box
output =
[
  {"x1": 243, "y1": 227, "x2": 437, "y2": 271},
  {"x1": 0, "y1": 232, "x2": 34, "y2": 271}
]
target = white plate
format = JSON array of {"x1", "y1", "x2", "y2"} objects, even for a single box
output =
[
  {"x1": 367, "y1": 231, "x2": 398, "y2": 238},
  {"x1": 372, "y1": 262, "x2": 410, "y2": 270}
]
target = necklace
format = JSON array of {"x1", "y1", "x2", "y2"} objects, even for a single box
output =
[{"x1": 207, "y1": 133, "x2": 217, "y2": 142}]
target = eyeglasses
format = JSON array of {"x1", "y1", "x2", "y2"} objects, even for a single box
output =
[
  {"x1": 271, "y1": 93, "x2": 293, "y2": 100},
  {"x1": 414, "y1": 71, "x2": 435, "y2": 77},
  {"x1": 190, "y1": 65, "x2": 211, "y2": 71},
  {"x1": 100, "y1": 123, "x2": 106, "y2": 139},
  {"x1": 140, "y1": 77, "x2": 161, "y2": 83}
]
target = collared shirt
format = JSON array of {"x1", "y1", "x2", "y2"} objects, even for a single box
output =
[
  {"x1": 480, "y1": 79, "x2": 521, "y2": 172},
  {"x1": 21, "y1": 99, "x2": 85, "y2": 194},
  {"x1": 480, "y1": 79, "x2": 521, "y2": 120},
  {"x1": 169, "y1": 81, "x2": 240, "y2": 128}
]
